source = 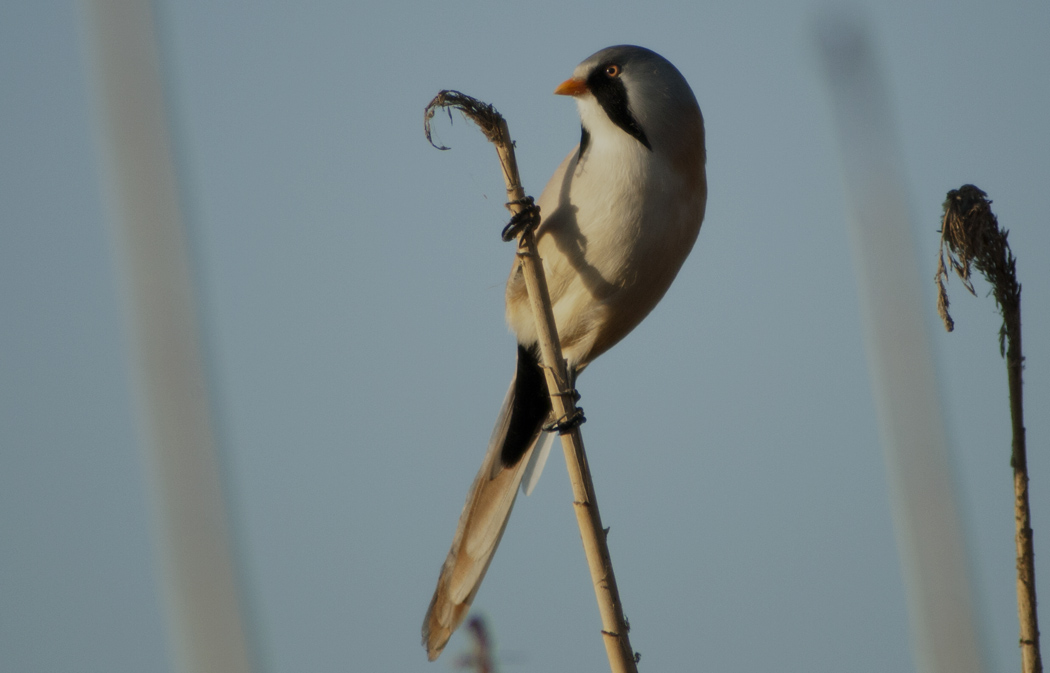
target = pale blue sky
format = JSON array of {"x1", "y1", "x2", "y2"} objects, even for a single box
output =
[{"x1": 2, "y1": 2, "x2": 1049, "y2": 672}]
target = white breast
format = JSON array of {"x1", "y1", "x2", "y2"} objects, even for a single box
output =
[{"x1": 504, "y1": 96, "x2": 702, "y2": 368}]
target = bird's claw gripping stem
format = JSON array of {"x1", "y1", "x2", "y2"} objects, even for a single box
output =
[{"x1": 501, "y1": 196, "x2": 541, "y2": 242}]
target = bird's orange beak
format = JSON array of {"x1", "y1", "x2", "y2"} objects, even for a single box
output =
[{"x1": 554, "y1": 77, "x2": 589, "y2": 96}]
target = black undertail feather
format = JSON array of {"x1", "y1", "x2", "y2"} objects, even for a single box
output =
[{"x1": 501, "y1": 344, "x2": 551, "y2": 467}]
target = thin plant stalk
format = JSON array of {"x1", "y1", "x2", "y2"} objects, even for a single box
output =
[
  {"x1": 425, "y1": 91, "x2": 639, "y2": 673},
  {"x1": 82, "y1": 3, "x2": 253, "y2": 672},
  {"x1": 937, "y1": 184, "x2": 1041, "y2": 673}
]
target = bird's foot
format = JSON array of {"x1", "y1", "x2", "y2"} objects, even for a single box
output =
[
  {"x1": 501, "y1": 196, "x2": 541, "y2": 242},
  {"x1": 543, "y1": 407, "x2": 586, "y2": 435},
  {"x1": 549, "y1": 387, "x2": 582, "y2": 403}
]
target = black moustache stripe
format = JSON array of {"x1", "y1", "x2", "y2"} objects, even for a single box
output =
[{"x1": 586, "y1": 65, "x2": 652, "y2": 151}]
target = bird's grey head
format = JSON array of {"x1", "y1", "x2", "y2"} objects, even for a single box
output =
[{"x1": 558, "y1": 45, "x2": 700, "y2": 155}]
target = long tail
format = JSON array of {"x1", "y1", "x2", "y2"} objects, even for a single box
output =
[{"x1": 422, "y1": 345, "x2": 550, "y2": 660}]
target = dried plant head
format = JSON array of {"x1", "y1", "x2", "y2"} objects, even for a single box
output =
[
  {"x1": 424, "y1": 90, "x2": 507, "y2": 151},
  {"x1": 939, "y1": 185, "x2": 987, "y2": 295},
  {"x1": 935, "y1": 185, "x2": 1021, "y2": 355},
  {"x1": 452, "y1": 616, "x2": 497, "y2": 673}
]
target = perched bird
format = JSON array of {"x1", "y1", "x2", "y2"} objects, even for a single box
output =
[{"x1": 423, "y1": 45, "x2": 707, "y2": 660}]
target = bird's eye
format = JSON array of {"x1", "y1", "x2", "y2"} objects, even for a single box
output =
[{"x1": 604, "y1": 64, "x2": 621, "y2": 78}]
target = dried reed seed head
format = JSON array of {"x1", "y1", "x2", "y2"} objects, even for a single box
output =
[
  {"x1": 935, "y1": 184, "x2": 1021, "y2": 349},
  {"x1": 424, "y1": 90, "x2": 507, "y2": 150},
  {"x1": 940, "y1": 184, "x2": 996, "y2": 287}
]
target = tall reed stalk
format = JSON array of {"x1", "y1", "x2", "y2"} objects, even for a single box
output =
[{"x1": 936, "y1": 184, "x2": 1041, "y2": 673}]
